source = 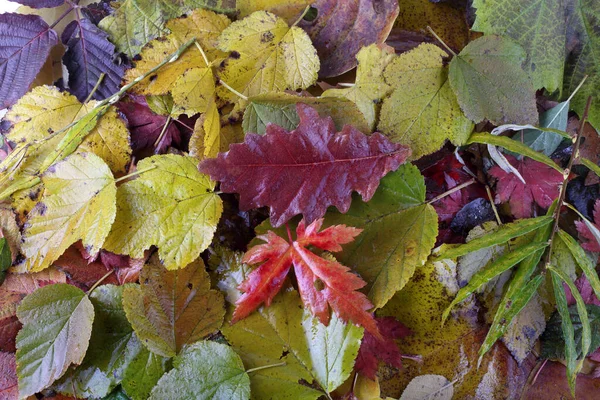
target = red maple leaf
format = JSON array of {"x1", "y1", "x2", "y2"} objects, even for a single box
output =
[
  {"x1": 355, "y1": 316, "x2": 412, "y2": 379},
  {"x1": 199, "y1": 104, "x2": 410, "y2": 227},
  {"x1": 488, "y1": 154, "x2": 562, "y2": 219},
  {"x1": 235, "y1": 218, "x2": 380, "y2": 338},
  {"x1": 575, "y1": 200, "x2": 600, "y2": 252}
]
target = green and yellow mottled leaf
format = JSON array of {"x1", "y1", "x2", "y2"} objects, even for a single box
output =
[
  {"x1": 190, "y1": 99, "x2": 222, "y2": 160},
  {"x1": 378, "y1": 43, "x2": 473, "y2": 159},
  {"x1": 171, "y1": 67, "x2": 216, "y2": 116},
  {"x1": 104, "y1": 154, "x2": 222, "y2": 269},
  {"x1": 21, "y1": 153, "x2": 116, "y2": 272}
]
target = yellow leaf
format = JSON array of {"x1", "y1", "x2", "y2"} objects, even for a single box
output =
[
  {"x1": 21, "y1": 152, "x2": 117, "y2": 272},
  {"x1": 217, "y1": 11, "x2": 319, "y2": 101},
  {"x1": 190, "y1": 99, "x2": 221, "y2": 160},
  {"x1": 171, "y1": 67, "x2": 216, "y2": 116},
  {"x1": 146, "y1": 94, "x2": 185, "y2": 117},
  {"x1": 4, "y1": 86, "x2": 131, "y2": 174},
  {"x1": 123, "y1": 9, "x2": 230, "y2": 96},
  {"x1": 323, "y1": 44, "x2": 396, "y2": 130},
  {"x1": 103, "y1": 154, "x2": 223, "y2": 270},
  {"x1": 236, "y1": 0, "x2": 311, "y2": 24},
  {"x1": 378, "y1": 43, "x2": 473, "y2": 159}
]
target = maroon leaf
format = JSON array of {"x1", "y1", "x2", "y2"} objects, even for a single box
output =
[
  {"x1": 0, "y1": 352, "x2": 17, "y2": 400},
  {"x1": 62, "y1": 18, "x2": 125, "y2": 102},
  {"x1": 0, "y1": 13, "x2": 59, "y2": 108},
  {"x1": 564, "y1": 274, "x2": 600, "y2": 307},
  {"x1": 117, "y1": 97, "x2": 182, "y2": 155},
  {"x1": 7, "y1": 0, "x2": 64, "y2": 8},
  {"x1": 488, "y1": 154, "x2": 563, "y2": 219},
  {"x1": 299, "y1": 0, "x2": 399, "y2": 78},
  {"x1": 575, "y1": 199, "x2": 600, "y2": 252},
  {"x1": 355, "y1": 316, "x2": 411, "y2": 379},
  {"x1": 200, "y1": 104, "x2": 410, "y2": 227},
  {"x1": 54, "y1": 245, "x2": 119, "y2": 290}
]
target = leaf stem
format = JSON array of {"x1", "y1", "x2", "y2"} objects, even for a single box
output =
[
  {"x1": 86, "y1": 269, "x2": 114, "y2": 295},
  {"x1": 485, "y1": 185, "x2": 502, "y2": 225},
  {"x1": 426, "y1": 178, "x2": 475, "y2": 205},
  {"x1": 245, "y1": 361, "x2": 286, "y2": 374},
  {"x1": 194, "y1": 40, "x2": 210, "y2": 66},
  {"x1": 426, "y1": 26, "x2": 457, "y2": 57},
  {"x1": 285, "y1": 223, "x2": 293, "y2": 242},
  {"x1": 49, "y1": 5, "x2": 75, "y2": 29},
  {"x1": 153, "y1": 115, "x2": 172, "y2": 150},
  {"x1": 543, "y1": 96, "x2": 593, "y2": 269},
  {"x1": 83, "y1": 73, "x2": 106, "y2": 104},
  {"x1": 219, "y1": 79, "x2": 249, "y2": 101},
  {"x1": 114, "y1": 165, "x2": 157, "y2": 184},
  {"x1": 547, "y1": 75, "x2": 588, "y2": 127},
  {"x1": 292, "y1": 5, "x2": 311, "y2": 27}
]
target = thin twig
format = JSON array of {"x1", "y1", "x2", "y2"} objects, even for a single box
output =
[
  {"x1": 485, "y1": 185, "x2": 502, "y2": 225},
  {"x1": 49, "y1": 5, "x2": 74, "y2": 29},
  {"x1": 219, "y1": 79, "x2": 248, "y2": 101},
  {"x1": 543, "y1": 96, "x2": 593, "y2": 269},
  {"x1": 114, "y1": 165, "x2": 157, "y2": 184},
  {"x1": 86, "y1": 269, "x2": 114, "y2": 295},
  {"x1": 426, "y1": 26, "x2": 457, "y2": 57},
  {"x1": 427, "y1": 179, "x2": 475, "y2": 205},
  {"x1": 245, "y1": 362, "x2": 286, "y2": 374},
  {"x1": 84, "y1": 73, "x2": 106, "y2": 103},
  {"x1": 153, "y1": 115, "x2": 172, "y2": 150}
]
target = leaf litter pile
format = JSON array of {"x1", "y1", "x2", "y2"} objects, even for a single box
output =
[{"x1": 0, "y1": 0, "x2": 599, "y2": 399}]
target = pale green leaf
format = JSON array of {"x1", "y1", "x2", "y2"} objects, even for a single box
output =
[
  {"x1": 325, "y1": 164, "x2": 437, "y2": 308},
  {"x1": 515, "y1": 101, "x2": 569, "y2": 156},
  {"x1": 379, "y1": 43, "x2": 473, "y2": 159},
  {"x1": 448, "y1": 35, "x2": 538, "y2": 125},
  {"x1": 16, "y1": 283, "x2": 95, "y2": 397},
  {"x1": 21, "y1": 152, "x2": 116, "y2": 272},
  {"x1": 472, "y1": 0, "x2": 566, "y2": 91},
  {"x1": 400, "y1": 374, "x2": 454, "y2": 400},
  {"x1": 104, "y1": 154, "x2": 222, "y2": 270},
  {"x1": 149, "y1": 341, "x2": 250, "y2": 400}
]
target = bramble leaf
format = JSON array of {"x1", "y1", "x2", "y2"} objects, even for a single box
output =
[
  {"x1": 104, "y1": 154, "x2": 222, "y2": 270},
  {"x1": 16, "y1": 283, "x2": 94, "y2": 397}
]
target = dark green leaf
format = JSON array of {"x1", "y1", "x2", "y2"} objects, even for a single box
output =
[{"x1": 0, "y1": 238, "x2": 11, "y2": 285}]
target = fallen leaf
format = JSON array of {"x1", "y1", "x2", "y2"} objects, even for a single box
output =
[
  {"x1": 298, "y1": 0, "x2": 399, "y2": 78},
  {"x1": 379, "y1": 43, "x2": 473, "y2": 159},
  {"x1": 489, "y1": 154, "x2": 563, "y2": 219},
  {"x1": 53, "y1": 245, "x2": 119, "y2": 291},
  {"x1": 399, "y1": 374, "x2": 454, "y2": 400},
  {"x1": 200, "y1": 104, "x2": 409, "y2": 227},
  {"x1": 576, "y1": 200, "x2": 600, "y2": 252},
  {"x1": 356, "y1": 316, "x2": 412, "y2": 379},
  {"x1": 0, "y1": 352, "x2": 18, "y2": 400},
  {"x1": 0, "y1": 13, "x2": 58, "y2": 108},
  {"x1": 235, "y1": 217, "x2": 379, "y2": 336},
  {"x1": 449, "y1": 35, "x2": 538, "y2": 125},
  {"x1": 217, "y1": 11, "x2": 319, "y2": 101},
  {"x1": 103, "y1": 154, "x2": 223, "y2": 270},
  {"x1": 122, "y1": 254, "x2": 225, "y2": 357}
]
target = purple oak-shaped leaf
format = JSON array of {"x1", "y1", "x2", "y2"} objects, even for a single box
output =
[
  {"x1": 0, "y1": 13, "x2": 58, "y2": 108},
  {"x1": 7, "y1": 0, "x2": 64, "y2": 8},
  {"x1": 199, "y1": 103, "x2": 410, "y2": 227},
  {"x1": 62, "y1": 18, "x2": 125, "y2": 102}
]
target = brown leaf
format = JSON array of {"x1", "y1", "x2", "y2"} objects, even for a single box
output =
[
  {"x1": 299, "y1": 0, "x2": 399, "y2": 78},
  {"x1": 53, "y1": 245, "x2": 119, "y2": 290},
  {"x1": 523, "y1": 361, "x2": 600, "y2": 399}
]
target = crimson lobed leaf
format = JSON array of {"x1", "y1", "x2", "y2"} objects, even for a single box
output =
[
  {"x1": 0, "y1": 13, "x2": 59, "y2": 108},
  {"x1": 235, "y1": 218, "x2": 380, "y2": 338},
  {"x1": 575, "y1": 199, "x2": 600, "y2": 252},
  {"x1": 489, "y1": 154, "x2": 563, "y2": 219},
  {"x1": 62, "y1": 18, "x2": 125, "y2": 102},
  {"x1": 117, "y1": 98, "x2": 182, "y2": 155},
  {"x1": 355, "y1": 316, "x2": 411, "y2": 379},
  {"x1": 200, "y1": 104, "x2": 410, "y2": 227}
]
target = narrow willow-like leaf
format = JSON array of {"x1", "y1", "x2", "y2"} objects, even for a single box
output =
[
  {"x1": 558, "y1": 229, "x2": 600, "y2": 300},
  {"x1": 550, "y1": 269, "x2": 578, "y2": 396},
  {"x1": 467, "y1": 132, "x2": 563, "y2": 173},
  {"x1": 581, "y1": 157, "x2": 600, "y2": 178},
  {"x1": 441, "y1": 241, "x2": 548, "y2": 322},
  {"x1": 549, "y1": 265, "x2": 591, "y2": 395},
  {"x1": 478, "y1": 204, "x2": 555, "y2": 358},
  {"x1": 434, "y1": 216, "x2": 552, "y2": 260},
  {"x1": 478, "y1": 275, "x2": 543, "y2": 363}
]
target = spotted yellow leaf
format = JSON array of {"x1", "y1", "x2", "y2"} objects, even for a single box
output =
[
  {"x1": 21, "y1": 152, "x2": 116, "y2": 272},
  {"x1": 104, "y1": 154, "x2": 223, "y2": 270},
  {"x1": 189, "y1": 98, "x2": 221, "y2": 160},
  {"x1": 216, "y1": 11, "x2": 319, "y2": 102},
  {"x1": 171, "y1": 67, "x2": 216, "y2": 116}
]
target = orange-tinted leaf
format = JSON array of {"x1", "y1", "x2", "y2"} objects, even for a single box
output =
[
  {"x1": 576, "y1": 200, "x2": 600, "y2": 252},
  {"x1": 355, "y1": 316, "x2": 411, "y2": 379},
  {"x1": 53, "y1": 245, "x2": 119, "y2": 290},
  {"x1": 489, "y1": 154, "x2": 562, "y2": 219},
  {"x1": 236, "y1": 218, "x2": 380, "y2": 338},
  {"x1": 200, "y1": 104, "x2": 410, "y2": 227},
  {"x1": 298, "y1": 0, "x2": 399, "y2": 77}
]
